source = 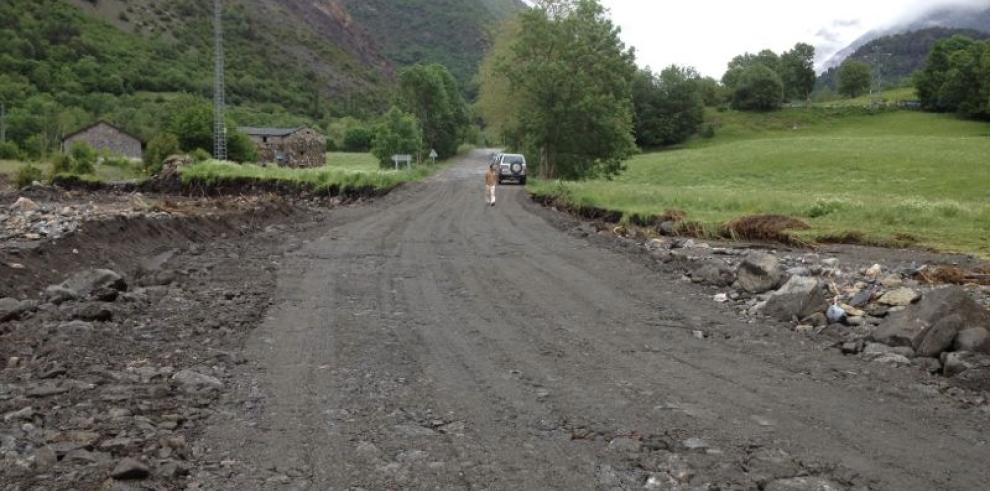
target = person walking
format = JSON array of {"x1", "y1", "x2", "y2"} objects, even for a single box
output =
[{"x1": 485, "y1": 163, "x2": 499, "y2": 207}]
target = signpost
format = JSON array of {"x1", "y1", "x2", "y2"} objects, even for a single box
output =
[
  {"x1": 391, "y1": 154, "x2": 413, "y2": 170},
  {"x1": 429, "y1": 149, "x2": 438, "y2": 164}
]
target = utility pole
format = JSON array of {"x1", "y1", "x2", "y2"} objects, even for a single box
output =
[{"x1": 213, "y1": 0, "x2": 227, "y2": 161}]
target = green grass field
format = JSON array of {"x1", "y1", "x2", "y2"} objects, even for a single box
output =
[
  {"x1": 0, "y1": 159, "x2": 144, "y2": 183},
  {"x1": 532, "y1": 110, "x2": 990, "y2": 257},
  {"x1": 180, "y1": 152, "x2": 433, "y2": 192},
  {"x1": 815, "y1": 87, "x2": 918, "y2": 108}
]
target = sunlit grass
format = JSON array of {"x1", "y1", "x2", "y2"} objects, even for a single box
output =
[{"x1": 532, "y1": 110, "x2": 990, "y2": 257}]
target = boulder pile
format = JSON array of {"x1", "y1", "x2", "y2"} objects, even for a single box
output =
[{"x1": 643, "y1": 237, "x2": 990, "y2": 388}]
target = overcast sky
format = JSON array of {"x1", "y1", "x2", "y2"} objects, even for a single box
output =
[{"x1": 599, "y1": 0, "x2": 990, "y2": 78}]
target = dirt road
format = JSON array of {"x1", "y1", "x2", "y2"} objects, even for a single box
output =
[{"x1": 201, "y1": 151, "x2": 990, "y2": 490}]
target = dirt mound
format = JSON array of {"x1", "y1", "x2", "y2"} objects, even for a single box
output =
[
  {"x1": 1, "y1": 203, "x2": 306, "y2": 298},
  {"x1": 724, "y1": 214, "x2": 810, "y2": 245}
]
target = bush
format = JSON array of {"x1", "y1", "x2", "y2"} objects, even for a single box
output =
[
  {"x1": 699, "y1": 123, "x2": 716, "y2": 139},
  {"x1": 732, "y1": 65, "x2": 784, "y2": 111},
  {"x1": 144, "y1": 133, "x2": 181, "y2": 175},
  {"x1": 51, "y1": 153, "x2": 74, "y2": 175},
  {"x1": 342, "y1": 126, "x2": 373, "y2": 152},
  {"x1": 15, "y1": 163, "x2": 44, "y2": 188},
  {"x1": 0, "y1": 141, "x2": 22, "y2": 160},
  {"x1": 68, "y1": 142, "x2": 97, "y2": 174},
  {"x1": 190, "y1": 148, "x2": 212, "y2": 163},
  {"x1": 372, "y1": 107, "x2": 423, "y2": 169},
  {"x1": 226, "y1": 131, "x2": 258, "y2": 163},
  {"x1": 101, "y1": 156, "x2": 132, "y2": 168}
]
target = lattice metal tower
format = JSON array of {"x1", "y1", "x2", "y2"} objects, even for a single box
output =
[{"x1": 213, "y1": 0, "x2": 227, "y2": 160}]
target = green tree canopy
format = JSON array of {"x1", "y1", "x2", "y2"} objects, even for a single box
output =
[
  {"x1": 915, "y1": 35, "x2": 990, "y2": 118},
  {"x1": 779, "y1": 43, "x2": 816, "y2": 101},
  {"x1": 479, "y1": 0, "x2": 637, "y2": 180},
  {"x1": 838, "y1": 60, "x2": 873, "y2": 98},
  {"x1": 632, "y1": 66, "x2": 705, "y2": 147},
  {"x1": 371, "y1": 107, "x2": 423, "y2": 169},
  {"x1": 731, "y1": 65, "x2": 784, "y2": 111},
  {"x1": 398, "y1": 64, "x2": 469, "y2": 159}
]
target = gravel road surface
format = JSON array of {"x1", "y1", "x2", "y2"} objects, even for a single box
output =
[{"x1": 199, "y1": 151, "x2": 990, "y2": 490}]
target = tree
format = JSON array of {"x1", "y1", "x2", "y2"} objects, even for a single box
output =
[
  {"x1": 398, "y1": 64, "x2": 469, "y2": 159},
  {"x1": 915, "y1": 36, "x2": 990, "y2": 118},
  {"x1": 479, "y1": 0, "x2": 637, "y2": 180},
  {"x1": 144, "y1": 133, "x2": 180, "y2": 175},
  {"x1": 632, "y1": 66, "x2": 704, "y2": 147},
  {"x1": 342, "y1": 126, "x2": 373, "y2": 152},
  {"x1": 838, "y1": 60, "x2": 872, "y2": 98},
  {"x1": 371, "y1": 107, "x2": 422, "y2": 169},
  {"x1": 779, "y1": 43, "x2": 816, "y2": 101},
  {"x1": 226, "y1": 130, "x2": 258, "y2": 163},
  {"x1": 167, "y1": 103, "x2": 213, "y2": 153},
  {"x1": 732, "y1": 65, "x2": 784, "y2": 111}
]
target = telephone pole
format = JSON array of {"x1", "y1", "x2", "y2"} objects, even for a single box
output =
[{"x1": 213, "y1": 0, "x2": 227, "y2": 161}]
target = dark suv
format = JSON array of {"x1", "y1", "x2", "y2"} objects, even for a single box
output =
[{"x1": 497, "y1": 153, "x2": 527, "y2": 185}]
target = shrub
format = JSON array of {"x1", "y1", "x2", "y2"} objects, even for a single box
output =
[
  {"x1": 342, "y1": 126, "x2": 373, "y2": 152},
  {"x1": 190, "y1": 148, "x2": 212, "y2": 163},
  {"x1": 732, "y1": 65, "x2": 784, "y2": 111},
  {"x1": 69, "y1": 142, "x2": 98, "y2": 169},
  {"x1": 226, "y1": 130, "x2": 258, "y2": 163},
  {"x1": 51, "y1": 153, "x2": 74, "y2": 175},
  {"x1": 0, "y1": 141, "x2": 22, "y2": 160},
  {"x1": 371, "y1": 107, "x2": 423, "y2": 169},
  {"x1": 144, "y1": 133, "x2": 181, "y2": 175},
  {"x1": 699, "y1": 123, "x2": 716, "y2": 139},
  {"x1": 15, "y1": 163, "x2": 44, "y2": 188}
]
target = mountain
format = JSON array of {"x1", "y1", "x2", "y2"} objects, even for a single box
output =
[
  {"x1": 0, "y1": 0, "x2": 524, "y2": 153},
  {"x1": 817, "y1": 26, "x2": 990, "y2": 90},
  {"x1": 822, "y1": 5, "x2": 990, "y2": 71}
]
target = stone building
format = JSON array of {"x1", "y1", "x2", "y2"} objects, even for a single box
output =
[
  {"x1": 239, "y1": 127, "x2": 327, "y2": 168},
  {"x1": 62, "y1": 121, "x2": 143, "y2": 160}
]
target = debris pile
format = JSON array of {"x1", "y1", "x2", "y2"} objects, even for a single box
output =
[{"x1": 641, "y1": 236, "x2": 990, "y2": 389}]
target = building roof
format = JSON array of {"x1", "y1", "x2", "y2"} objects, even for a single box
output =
[
  {"x1": 238, "y1": 127, "x2": 302, "y2": 137},
  {"x1": 63, "y1": 120, "x2": 143, "y2": 143}
]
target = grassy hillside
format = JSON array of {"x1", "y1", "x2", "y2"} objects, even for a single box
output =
[{"x1": 532, "y1": 109, "x2": 990, "y2": 257}]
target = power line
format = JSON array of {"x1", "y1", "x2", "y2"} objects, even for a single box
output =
[{"x1": 213, "y1": 0, "x2": 227, "y2": 161}]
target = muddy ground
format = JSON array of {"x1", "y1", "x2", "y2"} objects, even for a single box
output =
[{"x1": 2, "y1": 152, "x2": 989, "y2": 490}]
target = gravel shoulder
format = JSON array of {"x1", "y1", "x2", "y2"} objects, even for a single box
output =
[{"x1": 193, "y1": 151, "x2": 990, "y2": 490}]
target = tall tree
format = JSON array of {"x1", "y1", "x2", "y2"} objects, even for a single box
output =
[
  {"x1": 779, "y1": 43, "x2": 816, "y2": 101},
  {"x1": 398, "y1": 64, "x2": 469, "y2": 159},
  {"x1": 732, "y1": 65, "x2": 784, "y2": 111},
  {"x1": 837, "y1": 60, "x2": 872, "y2": 98},
  {"x1": 915, "y1": 35, "x2": 990, "y2": 118},
  {"x1": 371, "y1": 107, "x2": 423, "y2": 168},
  {"x1": 632, "y1": 66, "x2": 705, "y2": 147},
  {"x1": 479, "y1": 0, "x2": 637, "y2": 180}
]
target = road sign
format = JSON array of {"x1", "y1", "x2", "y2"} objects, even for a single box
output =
[{"x1": 391, "y1": 154, "x2": 413, "y2": 170}]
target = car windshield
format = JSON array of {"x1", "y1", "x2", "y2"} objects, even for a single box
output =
[{"x1": 502, "y1": 156, "x2": 524, "y2": 165}]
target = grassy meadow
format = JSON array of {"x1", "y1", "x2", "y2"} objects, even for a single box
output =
[
  {"x1": 179, "y1": 152, "x2": 433, "y2": 192},
  {"x1": 0, "y1": 159, "x2": 145, "y2": 184},
  {"x1": 531, "y1": 109, "x2": 990, "y2": 257}
]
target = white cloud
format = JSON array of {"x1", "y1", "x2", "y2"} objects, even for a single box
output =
[{"x1": 599, "y1": 0, "x2": 990, "y2": 78}]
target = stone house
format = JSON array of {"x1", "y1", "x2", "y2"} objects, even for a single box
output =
[
  {"x1": 62, "y1": 121, "x2": 143, "y2": 160},
  {"x1": 239, "y1": 127, "x2": 327, "y2": 168}
]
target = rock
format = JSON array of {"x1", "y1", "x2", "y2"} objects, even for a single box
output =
[
  {"x1": 52, "y1": 269, "x2": 127, "y2": 300},
  {"x1": 11, "y1": 197, "x2": 40, "y2": 211},
  {"x1": 941, "y1": 351, "x2": 990, "y2": 377},
  {"x1": 762, "y1": 276, "x2": 828, "y2": 322},
  {"x1": 826, "y1": 304, "x2": 846, "y2": 324},
  {"x1": 878, "y1": 288, "x2": 921, "y2": 306},
  {"x1": 954, "y1": 327, "x2": 990, "y2": 354},
  {"x1": 658, "y1": 221, "x2": 677, "y2": 236},
  {"x1": 874, "y1": 287, "x2": 990, "y2": 357},
  {"x1": 43, "y1": 285, "x2": 78, "y2": 304},
  {"x1": 913, "y1": 357, "x2": 942, "y2": 374},
  {"x1": 57, "y1": 320, "x2": 95, "y2": 335},
  {"x1": 865, "y1": 264, "x2": 883, "y2": 279},
  {"x1": 74, "y1": 304, "x2": 113, "y2": 322},
  {"x1": 765, "y1": 476, "x2": 844, "y2": 491},
  {"x1": 172, "y1": 369, "x2": 223, "y2": 391},
  {"x1": 873, "y1": 353, "x2": 912, "y2": 365},
  {"x1": 880, "y1": 275, "x2": 904, "y2": 289},
  {"x1": 801, "y1": 312, "x2": 827, "y2": 328},
  {"x1": 786, "y1": 266, "x2": 812, "y2": 277},
  {"x1": 33, "y1": 446, "x2": 58, "y2": 470},
  {"x1": 681, "y1": 437, "x2": 708, "y2": 451},
  {"x1": 607, "y1": 437, "x2": 642, "y2": 453},
  {"x1": 713, "y1": 293, "x2": 729, "y2": 303},
  {"x1": 0, "y1": 297, "x2": 35, "y2": 322},
  {"x1": 692, "y1": 262, "x2": 736, "y2": 287},
  {"x1": 736, "y1": 253, "x2": 784, "y2": 294},
  {"x1": 3, "y1": 406, "x2": 34, "y2": 422},
  {"x1": 849, "y1": 288, "x2": 873, "y2": 308},
  {"x1": 916, "y1": 314, "x2": 964, "y2": 358},
  {"x1": 821, "y1": 258, "x2": 839, "y2": 268},
  {"x1": 111, "y1": 458, "x2": 150, "y2": 480}
]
